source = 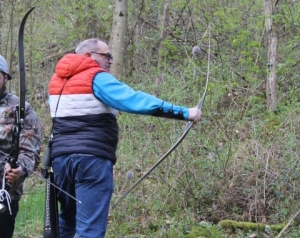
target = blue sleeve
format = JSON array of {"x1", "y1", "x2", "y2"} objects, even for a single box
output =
[{"x1": 92, "y1": 72, "x2": 189, "y2": 120}]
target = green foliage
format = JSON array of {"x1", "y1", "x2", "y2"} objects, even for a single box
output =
[
  {"x1": 161, "y1": 39, "x2": 180, "y2": 63},
  {"x1": 219, "y1": 219, "x2": 285, "y2": 233},
  {"x1": 186, "y1": 222, "x2": 225, "y2": 238},
  {"x1": 1, "y1": 0, "x2": 300, "y2": 237},
  {"x1": 14, "y1": 179, "x2": 44, "y2": 237}
]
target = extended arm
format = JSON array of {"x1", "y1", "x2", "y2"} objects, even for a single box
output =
[{"x1": 93, "y1": 72, "x2": 191, "y2": 120}]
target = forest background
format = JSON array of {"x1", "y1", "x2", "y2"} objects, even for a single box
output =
[{"x1": 0, "y1": 0, "x2": 300, "y2": 237}]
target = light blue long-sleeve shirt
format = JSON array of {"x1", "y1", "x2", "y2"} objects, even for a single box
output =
[{"x1": 92, "y1": 72, "x2": 189, "y2": 120}]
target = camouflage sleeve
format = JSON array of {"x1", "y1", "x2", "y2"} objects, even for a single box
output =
[{"x1": 17, "y1": 102, "x2": 41, "y2": 176}]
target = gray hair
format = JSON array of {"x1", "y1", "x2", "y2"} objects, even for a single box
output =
[{"x1": 75, "y1": 38, "x2": 101, "y2": 54}]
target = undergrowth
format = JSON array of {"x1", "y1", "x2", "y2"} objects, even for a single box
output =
[{"x1": 12, "y1": 72, "x2": 300, "y2": 238}]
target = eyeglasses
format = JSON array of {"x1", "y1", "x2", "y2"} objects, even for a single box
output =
[{"x1": 90, "y1": 52, "x2": 113, "y2": 61}]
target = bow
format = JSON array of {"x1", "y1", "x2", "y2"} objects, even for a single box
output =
[
  {"x1": 7, "y1": 7, "x2": 35, "y2": 167},
  {"x1": 0, "y1": 6, "x2": 35, "y2": 215},
  {"x1": 112, "y1": 24, "x2": 212, "y2": 208}
]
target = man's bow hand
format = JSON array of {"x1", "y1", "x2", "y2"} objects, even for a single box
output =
[{"x1": 188, "y1": 107, "x2": 202, "y2": 123}]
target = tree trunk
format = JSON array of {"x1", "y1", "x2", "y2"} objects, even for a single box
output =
[
  {"x1": 154, "y1": 0, "x2": 170, "y2": 96},
  {"x1": 0, "y1": 1, "x2": 2, "y2": 49},
  {"x1": 109, "y1": 0, "x2": 128, "y2": 78},
  {"x1": 131, "y1": 0, "x2": 144, "y2": 75},
  {"x1": 264, "y1": 0, "x2": 278, "y2": 110},
  {"x1": 157, "y1": 0, "x2": 170, "y2": 72}
]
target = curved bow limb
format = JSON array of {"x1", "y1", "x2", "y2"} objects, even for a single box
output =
[
  {"x1": 112, "y1": 24, "x2": 212, "y2": 209},
  {"x1": 7, "y1": 7, "x2": 35, "y2": 167},
  {"x1": 18, "y1": 7, "x2": 35, "y2": 119},
  {"x1": 112, "y1": 89, "x2": 207, "y2": 209}
]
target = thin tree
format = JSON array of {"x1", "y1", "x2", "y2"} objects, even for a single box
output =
[
  {"x1": 154, "y1": 0, "x2": 170, "y2": 96},
  {"x1": 109, "y1": 0, "x2": 128, "y2": 77},
  {"x1": 264, "y1": 0, "x2": 279, "y2": 110},
  {"x1": 0, "y1": 0, "x2": 2, "y2": 50}
]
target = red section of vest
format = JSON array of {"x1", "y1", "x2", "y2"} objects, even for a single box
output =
[{"x1": 49, "y1": 54, "x2": 106, "y2": 95}]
